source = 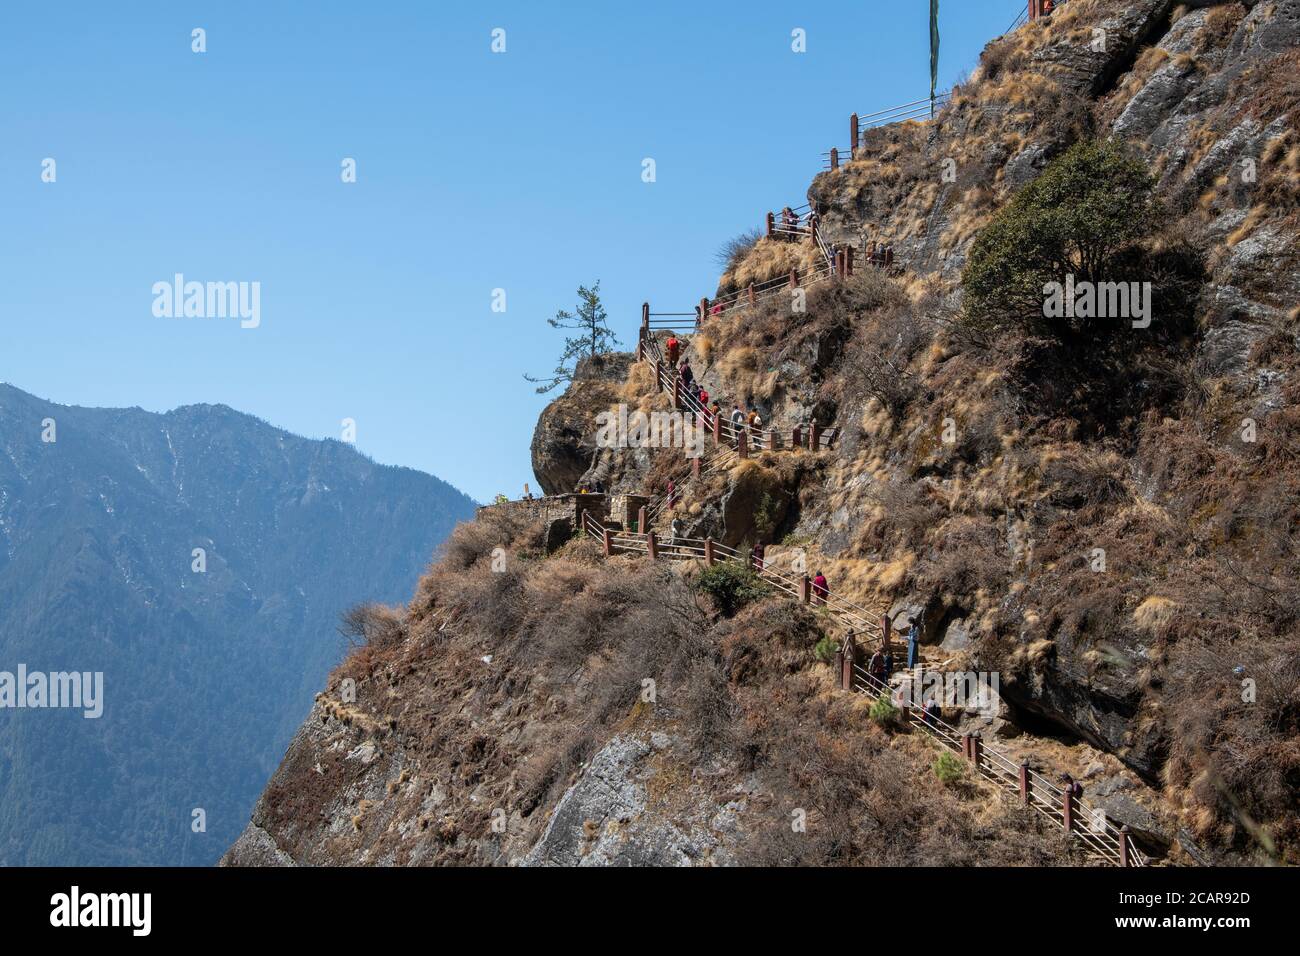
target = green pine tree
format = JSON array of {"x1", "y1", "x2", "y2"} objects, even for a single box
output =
[{"x1": 525, "y1": 281, "x2": 621, "y2": 394}]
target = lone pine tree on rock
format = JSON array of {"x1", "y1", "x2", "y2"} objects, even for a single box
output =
[{"x1": 525, "y1": 281, "x2": 621, "y2": 394}]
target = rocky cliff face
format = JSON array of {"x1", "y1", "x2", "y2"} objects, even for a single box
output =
[
  {"x1": 229, "y1": 0, "x2": 1298, "y2": 866},
  {"x1": 530, "y1": 353, "x2": 633, "y2": 495}
]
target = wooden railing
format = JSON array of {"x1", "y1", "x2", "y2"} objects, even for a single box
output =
[
  {"x1": 582, "y1": 513, "x2": 883, "y2": 642},
  {"x1": 581, "y1": 510, "x2": 1148, "y2": 869},
  {"x1": 845, "y1": 654, "x2": 1147, "y2": 868},
  {"x1": 637, "y1": 320, "x2": 838, "y2": 453},
  {"x1": 822, "y1": 92, "x2": 953, "y2": 170}
]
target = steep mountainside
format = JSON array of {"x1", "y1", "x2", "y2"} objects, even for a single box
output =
[
  {"x1": 227, "y1": 0, "x2": 1298, "y2": 867},
  {"x1": 0, "y1": 383, "x2": 475, "y2": 865}
]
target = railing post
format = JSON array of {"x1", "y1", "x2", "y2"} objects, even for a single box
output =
[
  {"x1": 835, "y1": 249, "x2": 845, "y2": 277},
  {"x1": 713, "y1": 413, "x2": 721, "y2": 443},
  {"x1": 845, "y1": 247, "x2": 854, "y2": 277},
  {"x1": 801, "y1": 575, "x2": 811, "y2": 604},
  {"x1": 1119, "y1": 826, "x2": 1131, "y2": 867},
  {"x1": 881, "y1": 614, "x2": 892, "y2": 655},
  {"x1": 792, "y1": 424, "x2": 802, "y2": 449},
  {"x1": 699, "y1": 297, "x2": 709, "y2": 322},
  {"x1": 767, "y1": 428, "x2": 779, "y2": 452},
  {"x1": 672, "y1": 376, "x2": 681, "y2": 410},
  {"x1": 971, "y1": 734, "x2": 983, "y2": 768},
  {"x1": 602, "y1": 527, "x2": 612, "y2": 557},
  {"x1": 637, "y1": 506, "x2": 647, "y2": 535},
  {"x1": 850, "y1": 112, "x2": 860, "y2": 153},
  {"x1": 647, "y1": 530, "x2": 658, "y2": 560},
  {"x1": 810, "y1": 418, "x2": 821, "y2": 449},
  {"x1": 962, "y1": 734, "x2": 972, "y2": 762},
  {"x1": 788, "y1": 269, "x2": 799, "y2": 289},
  {"x1": 766, "y1": 211, "x2": 775, "y2": 238},
  {"x1": 641, "y1": 301, "x2": 649, "y2": 329},
  {"x1": 637, "y1": 329, "x2": 645, "y2": 363},
  {"x1": 704, "y1": 537, "x2": 715, "y2": 566},
  {"x1": 841, "y1": 633, "x2": 856, "y2": 691},
  {"x1": 1063, "y1": 789, "x2": 1075, "y2": 834},
  {"x1": 747, "y1": 283, "x2": 756, "y2": 306},
  {"x1": 691, "y1": 455, "x2": 701, "y2": 479},
  {"x1": 1019, "y1": 762, "x2": 1031, "y2": 807},
  {"x1": 830, "y1": 147, "x2": 839, "y2": 170},
  {"x1": 737, "y1": 430, "x2": 749, "y2": 460}
]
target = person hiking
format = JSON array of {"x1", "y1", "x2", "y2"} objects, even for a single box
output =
[
  {"x1": 698, "y1": 385, "x2": 709, "y2": 409},
  {"x1": 1062, "y1": 773, "x2": 1083, "y2": 801},
  {"x1": 730, "y1": 406, "x2": 745, "y2": 446},
  {"x1": 906, "y1": 616, "x2": 920, "y2": 669},
  {"x1": 883, "y1": 647, "x2": 894, "y2": 681},
  {"x1": 868, "y1": 649, "x2": 885, "y2": 683},
  {"x1": 670, "y1": 516, "x2": 683, "y2": 547},
  {"x1": 679, "y1": 359, "x2": 694, "y2": 389},
  {"x1": 781, "y1": 206, "x2": 797, "y2": 236},
  {"x1": 666, "y1": 479, "x2": 677, "y2": 510},
  {"x1": 924, "y1": 699, "x2": 942, "y2": 727},
  {"x1": 749, "y1": 411, "x2": 764, "y2": 449},
  {"x1": 523, "y1": 482, "x2": 533, "y2": 501},
  {"x1": 751, "y1": 541, "x2": 766, "y2": 572},
  {"x1": 812, "y1": 571, "x2": 828, "y2": 604},
  {"x1": 666, "y1": 335, "x2": 680, "y2": 365}
]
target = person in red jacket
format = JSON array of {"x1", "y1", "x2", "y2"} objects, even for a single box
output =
[
  {"x1": 666, "y1": 335, "x2": 680, "y2": 365},
  {"x1": 751, "y1": 541, "x2": 766, "y2": 572},
  {"x1": 812, "y1": 571, "x2": 829, "y2": 604}
]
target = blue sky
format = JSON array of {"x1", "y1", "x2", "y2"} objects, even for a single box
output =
[{"x1": 0, "y1": 1, "x2": 1018, "y2": 503}]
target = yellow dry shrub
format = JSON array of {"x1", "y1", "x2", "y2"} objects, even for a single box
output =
[
  {"x1": 1133, "y1": 596, "x2": 1178, "y2": 632},
  {"x1": 621, "y1": 361, "x2": 655, "y2": 403}
]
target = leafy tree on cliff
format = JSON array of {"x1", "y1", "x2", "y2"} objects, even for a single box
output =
[
  {"x1": 525, "y1": 281, "x2": 621, "y2": 393},
  {"x1": 961, "y1": 139, "x2": 1157, "y2": 340}
]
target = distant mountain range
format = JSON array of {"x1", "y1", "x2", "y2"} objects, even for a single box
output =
[{"x1": 0, "y1": 383, "x2": 476, "y2": 865}]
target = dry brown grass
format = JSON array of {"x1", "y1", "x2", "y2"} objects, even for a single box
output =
[{"x1": 721, "y1": 236, "x2": 822, "y2": 291}]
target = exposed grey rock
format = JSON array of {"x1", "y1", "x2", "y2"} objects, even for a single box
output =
[
  {"x1": 1198, "y1": 317, "x2": 1268, "y2": 377},
  {"x1": 520, "y1": 733, "x2": 739, "y2": 867},
  {"x1": 220, "y1": 823, "x2": 296, "y2": 867},
  {"x1": 531, "y1": 352, "x2": 634, "y2": 495},
  {"x1": 940, "y1": 616, "x2": 972, "y2": 651},
  {"x1": 1086, "y1": 774, "x2": 1171, "y2": 846},
  {"x1": 1003, "y1": 142, "x2": 1050, "y2": 190}
]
